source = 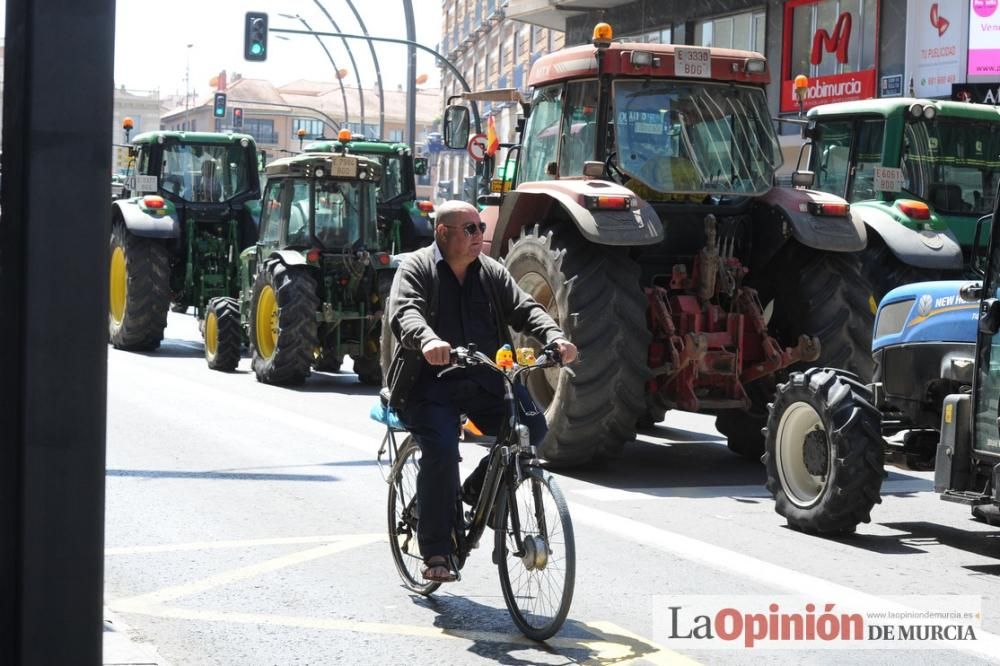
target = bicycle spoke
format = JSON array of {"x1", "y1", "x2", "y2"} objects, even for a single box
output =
[
  {"x1": 496, "y1": 468, "x2": 575, "y2": 640},
  {"x1": 387, "y1": 438, "x2": 439, "y2": 596}
]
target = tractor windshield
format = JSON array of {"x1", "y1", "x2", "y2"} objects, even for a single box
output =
[
  {"x1": 375, "y1": 155, "x2": 411, "y2": 202},
  {"x1": 902, "y1": 119, "x2": 1000, "y2": 216},
  {"x1": 159, "y1": 142, "x2": 254, "y2": 203},
  {"x1": 612, "y1": 80, "x2": 780, "y2": 196},
  {"x1": 312, "y1": 180, "x2": 377, "y2": 250}
]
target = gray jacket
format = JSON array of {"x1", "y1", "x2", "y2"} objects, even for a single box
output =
[{"x1": 385, "y1": 243, "x2": 565, "y2": 410}]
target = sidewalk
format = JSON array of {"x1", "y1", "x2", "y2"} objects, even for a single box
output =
[{"x1": 104, "y1": 608, "x2": 171, "y2": 666}]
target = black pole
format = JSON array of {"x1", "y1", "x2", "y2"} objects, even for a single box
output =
[
  {"x1": 270, "y1": 28, "x2": 481, "y2": 134},
  {"x1": 342, "y1": 0, "x2": 386, "y2": 139},
  {"x1": 403, "y1": 0, "x2": 417, "y2": 150},
  {"x1": 2, "y1": 0, "x2": 113, "y2": 662},
  {"x1": 286, "y1": 14, "x2": 351, "y2": 124},
  {"x1": 310, "y1": 1, "x2": 367, "y2": 132}
]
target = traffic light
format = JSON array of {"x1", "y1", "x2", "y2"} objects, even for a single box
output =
[
  {"x1": 213, "y1": 92, "x2": 227, "y2": 118},
  {"x1": 244, "y1": 12, "x2": 268, "y2": 61},
  {"x1": 232, "y1": 107, "x2": 244, "y2": 129}
]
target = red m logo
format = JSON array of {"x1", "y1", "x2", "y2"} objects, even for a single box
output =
[
  {"x1": 810, "y1": 12, "x2": 851, "y2": 65},
  {"x1": 930, "y1": 3, "x2": 950, "y2": 37}
]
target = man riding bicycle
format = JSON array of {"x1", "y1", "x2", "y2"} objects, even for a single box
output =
[{"x1": 384, "y1": 200, "x2": 577, "y2": 583}]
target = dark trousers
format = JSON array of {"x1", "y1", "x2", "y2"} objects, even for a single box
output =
[{"x1": 399, "y1": 379, "x2": 546, "y2": 559}]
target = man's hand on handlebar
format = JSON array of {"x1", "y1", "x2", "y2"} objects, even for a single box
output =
[
  {"x1": 422, "y1": 339, "x2": 452, "y2": 365},
  {"x1": 550, "y1": 338, "x2": 578, "y2": 365}
]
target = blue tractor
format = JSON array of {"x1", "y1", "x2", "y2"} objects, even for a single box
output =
[{"x1": 763, "y1": 208, "x2": 995, "y2": 534}]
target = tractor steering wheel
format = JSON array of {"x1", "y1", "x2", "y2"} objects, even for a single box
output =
[{"x1": 604, "y1": 151, "x2": 628, "y2": 184}]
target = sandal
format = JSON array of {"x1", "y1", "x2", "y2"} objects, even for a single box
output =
[{"x1": 422, "y1": 555, "x2": 458, "y2": 582}]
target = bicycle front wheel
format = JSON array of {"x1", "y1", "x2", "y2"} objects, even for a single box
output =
[
  {"x1": 387, "y1": 437, "x2": 440, "y2": 596},
  {"x1": 495, "y1": 466, "x2": 576, "y2": 640}
]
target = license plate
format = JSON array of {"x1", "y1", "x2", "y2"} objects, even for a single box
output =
[
  {"x1": 675, "y1": 47, "x2": 711, "y2": 78},
  {"x1": 329, "y1": 157, "x2": 356, "y2": 178}
]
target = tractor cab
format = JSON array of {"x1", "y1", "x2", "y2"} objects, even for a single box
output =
[
  {"x1": 304, "y1": 130, "x2": 434, "y2": 251},
  {"x1": 258, "y1": 151, "x2": 383, "y2": 254}
]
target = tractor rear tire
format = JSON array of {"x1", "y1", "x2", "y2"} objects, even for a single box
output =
[
  {"x1": 763, "y1": 367, "x2": 886, "y2": 534},
  {"x1": 249, "y1": 264, "x2": 319, "y2": 385},
  {"x1": 353, "y1": 355, "x2": 382, "y2": 386},
  {"x1": 861, "y1": 236, "x2": 944, "y2": 308},
  {"x1": 108, "y1": 221, "x2": 171, "y2": 351},
  {"x1": 504, "y1": 225, "x2": 651, "y2": 466},
  {"x1": 204, "y1": 297, "x2": 241, "y2": 371},
  {"x1": 716, "y1": 246, "x2": 875, "y2": 459}
]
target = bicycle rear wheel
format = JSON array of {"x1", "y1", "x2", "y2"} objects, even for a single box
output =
[
  {"x1": 387, "y1": 437, "x2": 440, "y2": 595},
  {"x1": 495, "y1": 466, "x2": 575, "y2": 640}
]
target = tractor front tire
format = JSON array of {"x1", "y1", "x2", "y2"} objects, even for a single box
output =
[
  {"x1": 763, "y1": 367, "x2": 886, "y2": 534},
  {"x1": 861, "y1": 236, "x2": 944, "y2": 309},
  {"x1": 504, "y1": 225, "x2": 650, "y2": 466},
  {"x1": 717, "y1": 246, "x2": 875, "y2": 459},
  {"x1": 249, "y1": 264, "x2": 319, "y2": 385},
  {"x1": 108, "y1": 221, "x2": 171, "y2": 351},
  {"x1": 204, "y1": 297, "x2": 242, "y2": 371}
]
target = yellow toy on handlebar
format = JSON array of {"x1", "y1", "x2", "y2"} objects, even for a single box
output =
[
  {"x1": 495, "y1": 344, "x2": 514, "y2": 369},
  {"x1": 515, "y1": 347, "x2": 536, "y2": 366}
]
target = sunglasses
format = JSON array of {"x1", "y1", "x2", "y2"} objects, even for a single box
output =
[{"x1": 445, "y1": 222, "x2": 488, "y2": 237}]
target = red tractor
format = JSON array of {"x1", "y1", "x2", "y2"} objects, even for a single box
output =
[{"x1": 441, "y1": 23, "x2": 873, "y2": 466}]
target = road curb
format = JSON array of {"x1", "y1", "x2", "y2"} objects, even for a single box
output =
[{"x1": 104, "y1": 607, "x2": 171, "y2": 666}]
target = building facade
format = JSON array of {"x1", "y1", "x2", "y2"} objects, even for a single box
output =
[
  {"x1": 111, "y1": 87, "x2": 161, "y2": 173},
  {"x1": 436, "y1": 0, "x2": 566, "y2": 203},
  {"x1": 158, "y1": 74, "x2": 441, "y2": 165}
]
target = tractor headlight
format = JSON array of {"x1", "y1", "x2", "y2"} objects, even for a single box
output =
[{"x1": 874, "y1": 298, "x2": 915, "y2": 339}]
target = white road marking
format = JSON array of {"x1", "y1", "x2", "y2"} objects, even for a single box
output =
[
  {"x1": 572, "y1": 478, "x2": 932, "y2": 502},
  {"x1": 106, "y1": 533, "x2": 383, "y2": 555},
  {"x1": 568, "y1": 501, "x2": 1000, "y2": 661}
]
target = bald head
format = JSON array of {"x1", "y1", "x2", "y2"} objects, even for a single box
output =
[{"x1": 435, "y1": 200, "x2": 479, "y2": 228}]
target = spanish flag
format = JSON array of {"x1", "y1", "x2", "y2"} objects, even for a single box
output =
[{"x1": 486, "y1": 114, "x2": 499, "y2": 157}]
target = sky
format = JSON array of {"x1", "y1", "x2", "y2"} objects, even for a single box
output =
[{"x1": 111, "y1": 0, "x2": 444, "y2": 98}]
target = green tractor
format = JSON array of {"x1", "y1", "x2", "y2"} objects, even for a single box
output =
[
  {"x1": 203, "y1": 150, "x2": 393, "y2": 385},
  {"x1": 304, "y1": 133, "x2": 434, "y2": 251},
  {"x1": 804, "y1": 98, "x2": 1000, "y2": 302},
  {"x1": 109, "y1": 130, "x2": 261, "y2": 350}
]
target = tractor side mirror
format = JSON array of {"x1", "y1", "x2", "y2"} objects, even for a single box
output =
[
  {"x1": 979, "y1": 298, "x2": 1000, "y2": 336},
  {"x1": 960, "y1": 282, "x2": 984, "y2": 303},
  {"x1": 443, "y1": 105, "x2": 470, "y2": 150},
  {"x1": 413, "y1": 157, "x2": 428, "y2": 176},
  {"x1": 791, "y1": 170, "x2": 815, "y2": 188}
]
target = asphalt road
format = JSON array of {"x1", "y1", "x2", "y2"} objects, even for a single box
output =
[{"x1": 104, "y1": 312, "x2": 1000, "y2": 665}]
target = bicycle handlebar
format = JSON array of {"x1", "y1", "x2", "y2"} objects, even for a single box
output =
[{"x1": 436, "y1": 342, "x2": 572, "y2": 381}]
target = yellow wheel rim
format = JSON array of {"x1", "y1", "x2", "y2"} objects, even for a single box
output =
[
  {"x1": 255, "y1": 285, "x2": 278, "y2": 359},
  {"x1": 110, "y1": 246, "x2": 127, "y2": 325},
  {"x1": 205, "y1": 311, "x2": 218, "y2": 357}
]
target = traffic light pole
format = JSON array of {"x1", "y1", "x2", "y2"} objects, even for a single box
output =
[
  {"x1": 403, "y1": 0, "x2": 417, "y2": 151},
  {"x1": 268, "y1": 27, "x2": 481, "y2": 136}
]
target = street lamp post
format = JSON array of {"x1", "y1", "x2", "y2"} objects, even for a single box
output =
[
  {"x1": 310, "y1": 1, "x2": 370, "y2": 136},
  {"x1": 184, "y1": 43, "x2": 193, "y2": 130},
  {"x1": 278, "y1": 13, "x2": 351, "y2": 125}
]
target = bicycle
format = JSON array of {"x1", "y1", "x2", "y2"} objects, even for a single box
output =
[{"x1": 372, "y1": 343, "x2": 576, "y2": 641}]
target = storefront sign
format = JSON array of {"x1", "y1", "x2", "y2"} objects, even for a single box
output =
[
  {"x1": 968, "y1": 0, "x2": 1000, "y2": 79},
  {"x1": 951, "y1": 82, "x2": 1000, "y2": 103},
  {"x1": 905, "y1": 0, "x2": 969, "y2": 97},
  {"x1": 781, "y1": 0, "x2": 880, "y2": 112},
  {"x1": 880, "y1": 74, "x2": 904, "y2": 97}
]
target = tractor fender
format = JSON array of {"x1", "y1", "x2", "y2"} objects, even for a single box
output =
[
  {"x1": 113, "y1": 198, "x2": 180, "y2": 239},
  {"x1": 266, "y1": 250, "x2": 311, "y2": 271},
  {"x1": 488, "y1": 180, "x2": 662, "y2": 258},
  {"x1": 856, "y1": 206, "x2": 963, "y2": 270},
  {"x1": 754, "y1": 187, "x2": 867, "y2": 253}
]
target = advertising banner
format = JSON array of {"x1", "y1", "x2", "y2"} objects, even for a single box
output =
[
  {"x1": 781, "y1": 0, "x2": 880, "y2": 112},
  {"x1": 905, "y1": 1, "x2": 969, "y2": 97},
  {"x1": 968, "y1": 0, "x2": 1000, "y2": 79}
]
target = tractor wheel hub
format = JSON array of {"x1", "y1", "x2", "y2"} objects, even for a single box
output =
[{"x1": 802, "y1": 430, "x2": 829, "y2": 476}]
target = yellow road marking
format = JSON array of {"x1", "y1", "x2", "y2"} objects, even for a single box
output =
[
  {"x1": 112, "y1": 535, "x2": 382, "y2": 609},
  {"x1": 109, "y1": 534, "x2": 679, "y2": 661},
  {"x1": 583, "y1": 621, "x2": 701, "y2": 665}
]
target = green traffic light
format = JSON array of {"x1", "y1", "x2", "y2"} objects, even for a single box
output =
[{"x1": 251, "y1": 43, "x2": 264, "y2": 56}]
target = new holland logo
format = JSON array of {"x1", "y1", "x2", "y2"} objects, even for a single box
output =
[
  {"x1": 918, "y1": 294, "x2": 934, "y2": 317},
  {"x1": 930, "y1": 3, "x2": 950, "y2": 37},
  {"x1": 811, "y1": 11, "x2": 851, "y2": 65}
]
